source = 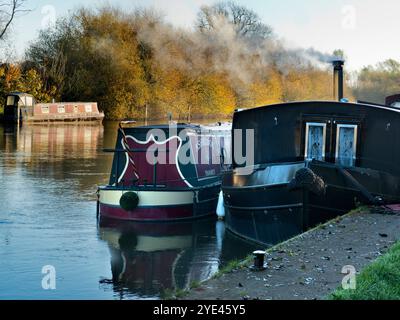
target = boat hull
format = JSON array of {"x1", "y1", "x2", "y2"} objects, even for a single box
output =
[
  {"x1": 98, "y1": 185, "x2": 220, "y2": 222},
  {"x1": 222, "y1": 161, "x2": 400, "y2": 246},
  {"x1": 22, "y1": 114, "x2": 104, "y2": 123}
]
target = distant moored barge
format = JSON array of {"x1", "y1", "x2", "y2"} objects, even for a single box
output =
[{"x1": 2, "y1": 92, "x2": 104, "y2": 124}]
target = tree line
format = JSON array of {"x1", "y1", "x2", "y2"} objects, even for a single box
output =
[{"x1": 0, "y1": 2, "x2": 398, "y2": 119}]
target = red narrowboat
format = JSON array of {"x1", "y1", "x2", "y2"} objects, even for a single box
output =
[{"x1": 97, "y1": 122, "x2": 230, "y2": 221}]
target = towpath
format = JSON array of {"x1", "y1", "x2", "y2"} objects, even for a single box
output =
[{"x1": 184, "y1": 209, "x2": 400, "y2": 300}]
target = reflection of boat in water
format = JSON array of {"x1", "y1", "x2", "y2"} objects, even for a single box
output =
[
  {"x1": 98, "y1": 217, "x2": 221, "y2": 298},
  {"x1": 98, "y1": 122, "x2": 230, "y2": 221},
  {"x1": 1, "y1": 123, "x2": 107, "y2": 195},
  {"x1": 98, "y1": 217, "x2": 257, "y2": 299},
  {"x1": 1, "y1": 123, "x2": 103, "y2": 159},
  {"x1": 222, "y1": 60, "x2": 400, "y2": 246}
]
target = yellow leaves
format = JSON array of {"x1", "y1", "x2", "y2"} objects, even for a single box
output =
[
  {"x1": 237, "y1": 68, "x2": 283, "y2": 108},
  {"x1": 152, "y1": 69, "x2": 236, "y2": 119},
  {"x1": 5, "y1": 65, "x2": 21, "y2": 87},
  {"x1": 247, "y1": 81, "x2": 282, "y2": 107},
  {"x1": 153, "y1": 69, "x2": 183, "y2": 108},
  {"x1": 283, "y1": 68, "x2": 333, "y2": 102},
  {"x1": 0, "y1": 64, "x2": 54, "y2": 106},
  {"x1": 0, "y1": 64, "x2": 22, "y2": 92},
  {"x1": 198, "y1": 74, "x2": 236, "y2": 114}
]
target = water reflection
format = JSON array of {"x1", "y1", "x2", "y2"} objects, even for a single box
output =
[
  {"x1": 0, "y1": 124, "x2": 113, "y2": 200},
  {"x1": 2, "y1": 124, "x2": 104, "y2": 157},
  {"x1": 98, "y1": 217, "x2": 257, "y2": 299}
]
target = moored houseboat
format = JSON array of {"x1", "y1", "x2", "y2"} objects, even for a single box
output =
[
  {"x1": 2, "y1": 92, "x2": 104, "y2": 124},
  {"x1": 98, "y1": 122, "x2": 230, "y2": 221},
  {"x1": 222, "y1": 60, "x2": 400, "y2": 245}
]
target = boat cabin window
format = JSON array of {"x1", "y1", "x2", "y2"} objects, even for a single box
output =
[
  {"x1": 6, "y1": 95, "x2": 15, "y2": 106},
  {"x1": 85, "y1": 104, "x2": 92, "y2": 113},
  {"x1": 25, "y1": 96, "x2": 33, "y2": 106},
  {"x1": 41, "y1": 106, "x2": 49, "y2": 114},
  {"x1": 335, "y1": 124, "x2": 358, "y2": 167},
  {"x1": 305, "y1": 122, "x2": 326, "y2": 161},
  {"x1": 58, "y1": 105, "x2": 65, "y2": 113}
]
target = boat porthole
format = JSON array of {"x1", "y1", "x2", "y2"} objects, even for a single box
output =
[{"x1": 119, "y1": 192, "x2": 139, "y2": 211}]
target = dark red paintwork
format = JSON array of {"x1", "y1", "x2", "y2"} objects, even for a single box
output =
[
  {"x1": 99, "y1": 216, "x2": 194, "y2": 236},
  {"x1": 120, "y1": 137, "x2": 187, "y2": 188},
  {"x1": 100, "y1": 203, "x2": 201, "y2": 221}
]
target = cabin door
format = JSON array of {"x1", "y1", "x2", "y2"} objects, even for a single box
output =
[
  {"x1": 303, "y1": 117, "x2": 360, "y2": 166},
  {"x1": 334, "y1": 123, "x2": 358, "y2": 166}
]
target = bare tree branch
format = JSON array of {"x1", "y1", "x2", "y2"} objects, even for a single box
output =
[
  {"x1": 197, "y1": 1, "x2": 273, "y2": 40},
  {"x1": 0, "y1": 0, "x2": 30, "y2": 40}
]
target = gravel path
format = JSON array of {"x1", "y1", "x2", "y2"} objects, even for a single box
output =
[{"x1": 184, "y1": 210, "x2": 400, "y2": 300}]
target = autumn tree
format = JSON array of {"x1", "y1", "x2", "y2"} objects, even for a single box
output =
[
  {"x1": 353, "y1": 59, "x2": 400, "y2": 104},
  {"x1": 0, "y1": 63, "x2": 54, "y2": 110}
]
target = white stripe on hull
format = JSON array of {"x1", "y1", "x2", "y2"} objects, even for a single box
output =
[
  {"x1": 99, "y1": 229, "x2": 192, "y2": 252},
  {"x1": 99, "y1": 189, "x2": 194, "y2": 207}
]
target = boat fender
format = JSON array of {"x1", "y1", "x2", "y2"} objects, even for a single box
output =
[
  {"x1": 288, "y1": 168, "x2": 326, "y2": 196},
  {"x1": 120, "y1": 192, "x2": 139, "y2": 211},
  {"x1": 216, "y1": 191, "x2": 225, "y2": 220},
  {"x1": 215, "y1": 220, "x2": 225, "y2": 251},
  {"x1": 118, "y1": 232, "x2": 138, "y2": 251}
]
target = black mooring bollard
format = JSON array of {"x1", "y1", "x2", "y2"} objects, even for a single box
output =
[{"x1": 250, "y1": 250, "x2": 266, "y2": 271}]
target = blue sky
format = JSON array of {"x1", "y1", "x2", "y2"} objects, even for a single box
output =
[{"x1": 10, "y1": 0, "x2": 400, "y2": 71}]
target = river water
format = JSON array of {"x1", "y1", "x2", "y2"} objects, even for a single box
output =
[{"x1": 0, "y1": 122, "x2": 259, "y2": 300}]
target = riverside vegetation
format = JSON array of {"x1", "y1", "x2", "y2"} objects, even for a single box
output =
[
  {"x1": 1, "y1": 1, "x2": 399, "y2": 121},
  {"x1": 0, "y1": 1, "x2": 399, "y2": 120}
]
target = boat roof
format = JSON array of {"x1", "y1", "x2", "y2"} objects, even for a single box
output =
[
  {"x1": 235, "y1": 100, "x2": 400, "y2": 115},
  {"x1": 8, "y1": 92, "x2": 34, "y2": 97},
  {"x1": 129, "y1": 123, "x2": 201, "y2": 130}
]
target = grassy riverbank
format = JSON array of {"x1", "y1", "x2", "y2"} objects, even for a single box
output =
[{"x1": 330, "y1": 241, "x2": 400, "y2": 300}]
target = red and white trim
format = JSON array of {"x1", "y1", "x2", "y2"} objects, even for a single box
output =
[
  {"x1": 99, "y1": 189, "x2": 194, "y2": 207},
  {"x1": 98, "y1": 189, "x2": 197, "y2": 221}
]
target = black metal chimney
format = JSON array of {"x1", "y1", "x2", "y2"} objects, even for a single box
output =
[{"x1": 332, "y1": 59, "x2": 345, "y2": 101}]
